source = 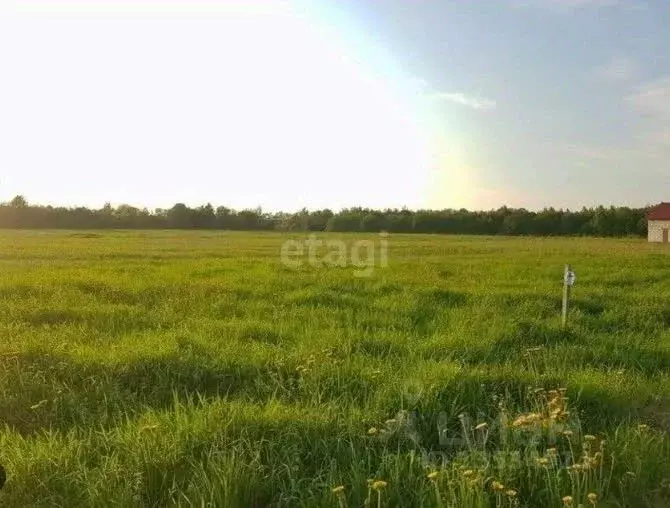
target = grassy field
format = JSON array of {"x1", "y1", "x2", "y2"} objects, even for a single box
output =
[{"x1": 0, "y1": 230, "x2": 668, "y2": 507}]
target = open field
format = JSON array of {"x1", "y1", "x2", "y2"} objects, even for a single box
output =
[{"x1": 0, "y1": 230, "x2": 668, "y2": 507}]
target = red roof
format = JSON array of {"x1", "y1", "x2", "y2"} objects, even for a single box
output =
[{"x1": 648, "y1": 203, "x2": 670, "y2": 221}]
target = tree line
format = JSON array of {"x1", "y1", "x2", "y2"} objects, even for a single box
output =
[{"x1": 0, "y1": 195, "x2": 651, "y2": 237}]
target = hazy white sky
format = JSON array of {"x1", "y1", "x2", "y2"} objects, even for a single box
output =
[
  {"x1": 0, "y1": 0, "x2": 438, "y2": 211},
  {"x1": 1, "y1": 0, "x2": 669, "y2": 211}
]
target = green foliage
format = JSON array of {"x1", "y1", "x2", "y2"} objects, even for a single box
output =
[
  {"x1": 0, "y1": 231, "x2": 668, "y2": 506},
  {"x1": 0, "y1": 199, "x2": 653, "y2": 236}
]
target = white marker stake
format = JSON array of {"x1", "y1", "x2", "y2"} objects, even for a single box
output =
[{"x1": 562, "y1": 265, "x2": 576, "y2": 327}]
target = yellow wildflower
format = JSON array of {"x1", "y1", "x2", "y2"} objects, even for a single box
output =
[
  {"x1": 562, "y1": 495, "x2": 574, "y2": 506},
  {"x1": 536, "y1": 457, "x2": 550, "y2": 467},
  {"x1": 551, "y1": 409, "x2": 570, "y2": 422},
  {"x1": 512, "y1": 416, "x2": 526, "y2": 427},
  {"x1": 427, "y1": 471, "x2": 439, "y2": 481},
  {"x1": 367, "y1": 427, "x2": 378, "y2": 436},
  {"x1": 512, "y1": 413, "x2": 540, "y2": 427},
  {"x1": 371, "y1": 480, "x2": 387, "y2": 491},
  {"x1": 492, "y1": 481, "x2": 505, "y2": 492},
  {"x1": 587, "y1": 492, "x2": 598, "y2": 505}
]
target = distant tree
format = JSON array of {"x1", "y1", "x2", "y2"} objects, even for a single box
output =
[
  {"x1": 10, "y1": 195, "x2": 27, "y2": 208},
  {"x1": 237, "y1": 209, "x2": 262, "y2": 230},
  {"x1": 385, "y1": 208, "x2": 414, "y2": 233},
  {"x1": 167, "y1": 203, "x2": 192, "y2": 229},
  {"x1": 361, "y1": 211, "x2": 388, "y2": 232},
  {"x1": 0, "y1": 196, "x2": 652, "y2": 237},
  {"x1": 192, "y1": 203, "x2": 216, "y2": 228},
  {"x1": 308, "y1": 209, "x2": 334, "y2": 231},
  {"x1": 326, "y1": 211, "x2": 362, "y2": 232}
]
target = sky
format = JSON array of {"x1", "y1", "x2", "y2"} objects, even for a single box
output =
[{"x1": 0, "y1": 0, "x2": 669, "y2": 212}]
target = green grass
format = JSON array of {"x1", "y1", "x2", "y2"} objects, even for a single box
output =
[{"x1": 0, "y1": 230, "x2": 668, "y2": 507}]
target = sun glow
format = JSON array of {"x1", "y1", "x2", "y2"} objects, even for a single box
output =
[{"x1": 0, "y1": 0, "x2": 460, "y2": 211}]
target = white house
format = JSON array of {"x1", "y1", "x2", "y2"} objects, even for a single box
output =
[{"x1": 648, "y1": 203, "x2": 670, "y2": 243}]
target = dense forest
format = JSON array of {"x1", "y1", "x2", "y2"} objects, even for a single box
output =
[{"x1": 0, "y1": 195, "x2": 652, "y2": 237}]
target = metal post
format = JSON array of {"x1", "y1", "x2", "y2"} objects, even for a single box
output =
[{"x1": 562, "y1": 264, "x2": 571, "y2": 327}]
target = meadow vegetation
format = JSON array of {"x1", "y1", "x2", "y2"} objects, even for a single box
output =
[{"x1": 0, "y1": 230, "x2": 668, "y2": 507}]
